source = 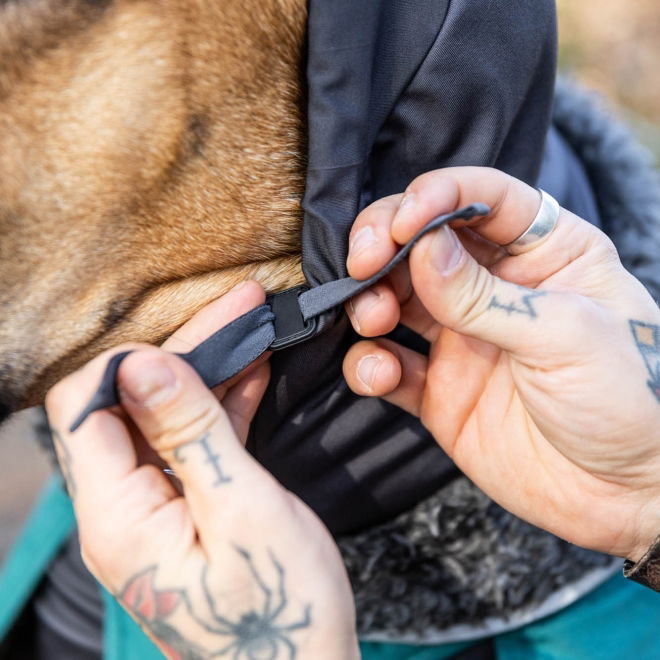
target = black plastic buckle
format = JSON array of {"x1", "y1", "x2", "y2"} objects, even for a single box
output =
[{"x1": 266, "y1": 285, "x2": 318, "y2": 350}]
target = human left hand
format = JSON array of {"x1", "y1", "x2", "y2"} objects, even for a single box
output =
[
  {"x1": 45, "y1": 281, "x2": 359, "y2": 660},
  {"x1": 342, "y1": 167, "x2": 660, "y2": 562}
]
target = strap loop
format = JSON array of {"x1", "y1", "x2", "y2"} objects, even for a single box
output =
[{"x1": 267, "y1": 286, "x2": 318, "y2": 350}]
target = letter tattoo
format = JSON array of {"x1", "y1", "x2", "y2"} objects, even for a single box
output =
[
  {"x1": 629, "y1": 320, "x2": 660, "y2": 403},
  {"x1": 174, "y1": 432, "x2": 232, "y2": 486},
  {"x1": 488, "y1": 289, "x2": 546, "y2": 319},
  {"x1": 50, "y1": 427, "x2": 77, "y2": 498}
]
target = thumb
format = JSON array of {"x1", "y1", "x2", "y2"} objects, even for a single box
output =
[
  {"x1": 409, "y1": 224, "x2": 572, "y2": 355},
  {"x1": 117, "y1": 348, "x2": 235, "y2": 456},
  {"x1": 117, "y1": 349, "x2": 259, "y2": 504}
]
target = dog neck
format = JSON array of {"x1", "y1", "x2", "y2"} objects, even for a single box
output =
[{"x1": 0, "y1": 0, "x2": 308, "y2": 409}]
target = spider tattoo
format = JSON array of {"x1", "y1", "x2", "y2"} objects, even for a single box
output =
[
  {"x1": 200, "y1": 547, "x2": 312, "y2": 659},
  {"x1": 120, "y1": 547, "x2": 312, "y2": 660}
]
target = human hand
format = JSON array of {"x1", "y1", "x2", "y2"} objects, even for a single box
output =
[
  {"x1": 343, "y1": 167, "x2": 660, "y2": 562},
  {"x1": 46, "y1": 281, "x2": 359, "y2": 660}
]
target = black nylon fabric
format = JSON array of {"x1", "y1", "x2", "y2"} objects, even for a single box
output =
[
  {"x1": 301, "y1": 0, "x2": 452, "y2": 299},
  {"x1": 248, "y1": 0, "x2": 590, "y2": 536},
  {"x1": 302, "y1": 0, "x2": 557, "y2": 291}
]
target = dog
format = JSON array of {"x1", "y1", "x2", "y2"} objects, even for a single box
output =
[{"x1": 0, "y1": 0, "x2": 307, "y2": 417}]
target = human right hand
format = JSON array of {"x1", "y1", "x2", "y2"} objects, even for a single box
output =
[{"x1": 342, "y1": 167, "x2": 660, "y2": 563}]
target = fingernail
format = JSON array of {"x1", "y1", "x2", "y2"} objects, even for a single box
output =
[
  {"x1": 392, "y1": 193, "x2": 417, "y2": 237},
  {"x1": 349, "y1": 289, "x2": 381, "y2": 332},
  {"x1": 431, "y1": 225, "x2": 464, "y2": 275},
  {"x1": 357, "y1": 355, "x2": 381, "y2": 391},
  {"x1": 398, "y1": 192, "x2": 416, "y2": 213},
  {"x1": 120, "y1": 359, "x2": 179, "y2": 408},
  {"x1": 394, "y1": 192, "x2": 416, "y2": 223},
  {"x1": 349, "y1": 225, "x2": 378, "y2": 258}
]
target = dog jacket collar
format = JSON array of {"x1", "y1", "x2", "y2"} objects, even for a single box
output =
[{"x1": 70, "y1": 203, "x2": 489, "y2": 432}]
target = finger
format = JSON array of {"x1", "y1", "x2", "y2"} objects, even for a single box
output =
[
  {"x1": 116, "y1": 348, "x2": 279, "y2": 545},
  {"x1": 46, "y1": 342, "x2": 157, "y2": 491},
  {"x1": 391, "y1": 167, "x2": 605, "y2": 286},
  {"x1": 221, "y1": 362, "x2": 271, "y2": 444},
  {"x1": 394, "y1": 228, "x2": 503, "y2": 340},
  {"x1": 346, "y1": 194, "x2": 403, "y2": 279},
  {"x1": 162, "y1": 280, "x2": 266, "y2": 353},
  {"x1": 456, "y1": 226, "x2": 507, "y2": 269},
  {"x1": 345, "y1": 282, "x2": 400, "y2": 337},
  {"x1": 347, "y1": 190, "x2": 505, "y2": 282},
  {"x1": 392, "y1": 167, "x2": 543, "y2": 245},
  {"x1": 399, "y1": 291, "x2": 444, "y2": 342},
  {"x1": 342, "y1": 339, "x2": 427, "y2": 417},
  {"x1": 163, "y1": 279, "x2": 271, "y2": 401},
  {"x1": 407, "y1": 222, "x2": 577, "y2": 355},
  {"x1": 345, "y1": 185, "x2": 509, "y2": 339},
  {"x1": 45, "y1": 350, "x2": 183, "y2": 569},
  {"x1": 46, "y1": 394, "x2": 138, "y2": 503},
  {"x1": 345, "y1": 277, "x2": 445, "y2": 342}
]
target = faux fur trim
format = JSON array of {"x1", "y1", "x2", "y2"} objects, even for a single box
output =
[
  {"x1": 339, "y1": 479, "x2": 617, "y2": 643},
  {"x1": 338, "y1": 81, "x2": 660, "y2": 643}
]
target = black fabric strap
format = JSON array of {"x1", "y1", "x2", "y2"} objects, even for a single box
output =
[
  {"x1": 298, "y1": 202, "x2": 487, "y2": 320},
  {"x1": 69, "y1": 203, "x2": 488, "y2": 432}
]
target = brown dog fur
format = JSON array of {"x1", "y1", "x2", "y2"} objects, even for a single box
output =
[{"x1": 0, "y1": 0, "x2": 307, "y2": 411}]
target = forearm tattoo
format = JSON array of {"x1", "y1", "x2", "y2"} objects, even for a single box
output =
[
  {"x1": 629, "y1": 320, "x2": 660, "y2": 403},
  {"x1": 174, "y1": 432, "x2": 232, "y2": 486},
  {"x1": 119, "y1": 546, "x2": 312, "y2": 659},
  {"x1": 50, "y1": 427, "x2": 77, "y2": 498},
  {"x1": 488, "y1": 289, "x2": 546, "y2": 319}
]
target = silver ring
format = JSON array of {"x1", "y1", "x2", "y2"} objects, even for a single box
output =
[{"x1": 504, "y1": 189, "x2": 560, "y2": 255}]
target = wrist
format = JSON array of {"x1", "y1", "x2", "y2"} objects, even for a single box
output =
[{"x1": 626, "y1": 494, "x2": 660, "y2": 563}]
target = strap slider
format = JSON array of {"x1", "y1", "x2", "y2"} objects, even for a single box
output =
[{"x1": 267, "y1": 285, "x2": 318, "y2": 350}]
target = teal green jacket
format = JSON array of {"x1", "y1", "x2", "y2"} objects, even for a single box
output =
[{"x1": 2, "y1": 478, "x2": 660, "y2": 660}]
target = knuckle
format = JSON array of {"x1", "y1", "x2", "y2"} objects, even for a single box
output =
[
  {"x1": 255, "y1": 488, "x2": 303, "y2": 530},
  {"x1": 487, "y1": 169, "x2": 517, "y2": 217},
  {"x1": 563, "y1": 293, "x2": 597, "y2": 327},
  {"x1": 452, "y1": 263, "x2": 495, "y2": 327},
  {"x1": 156, "y1": 396, "x2": 223, "y2": 450},
  {"x1": 351, "y1": 197, "x2": 397, "y2": 239},
  {"x1": 590, "y1": 231, "x2": 620, "y2": 263},
  {"x1": 409, "y1": 169, "x2": 450, "y2": 194}
]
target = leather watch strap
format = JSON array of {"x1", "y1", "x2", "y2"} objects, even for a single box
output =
[{"x1": 623, "y1": 534, "x2": 660, "y2": 591}]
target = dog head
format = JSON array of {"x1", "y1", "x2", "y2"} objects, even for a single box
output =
[{"x1": 0, "y1": 0, "x2": 307, "y2": 415}]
